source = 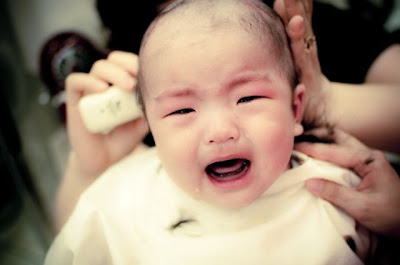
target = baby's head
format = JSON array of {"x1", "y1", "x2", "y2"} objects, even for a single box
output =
[{"x1": 138, "y1": 0, "x2": 305, "y2": 207}]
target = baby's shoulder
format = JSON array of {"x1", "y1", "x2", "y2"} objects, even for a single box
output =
[
  {"x1": 82, "y1": 146, "x2": 162, "y2": 202},
  {"x1": 106, "y1": 146, "x2": 159, "y2": 177},
  {"x1": 111, "y1": 146, "x2": 160, "y2": 174}
]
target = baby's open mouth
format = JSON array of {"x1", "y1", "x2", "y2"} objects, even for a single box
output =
[{"x1": 206, "y1": 159, "x2": 250, "y2": 181}]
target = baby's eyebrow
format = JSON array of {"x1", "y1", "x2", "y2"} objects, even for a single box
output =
[
  {"x1": 154, "y1": 87, "x2": 197, "y2": 102},
  {"x1": 225, "y1": 71, "x2": 271, "y2": 88},
  {"x1": 153, "y1": 72, "x2": 271, "y2": 102}
]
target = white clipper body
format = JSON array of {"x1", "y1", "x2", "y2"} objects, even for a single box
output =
[{"x1": 78, "y1": 86, "x2": 142, "y2": 134}]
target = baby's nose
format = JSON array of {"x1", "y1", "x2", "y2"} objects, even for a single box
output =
[{"x1": 205, "y1": 114, "x2": 240, "y2": 144}]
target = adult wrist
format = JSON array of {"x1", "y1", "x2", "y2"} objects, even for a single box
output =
[{"x1": 303, "y1": 76, "x2": 334, "y2": 131}]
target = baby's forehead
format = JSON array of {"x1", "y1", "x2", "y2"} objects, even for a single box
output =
[
  {"x1": 141, "y1": 2, "x2": 265, "y2": 67},
  {"x1": 161, "y1": 0, "x2": 243, "y2": 21},
  {"x1": 158, "y1": 4, "x2": 241, "y2": 35},
  {"x1": 151, "y1": 0, "x2": 269, "y2": 43},
  {"x1": 140, "y1": 3, "x2": 247, "y2": 69}
]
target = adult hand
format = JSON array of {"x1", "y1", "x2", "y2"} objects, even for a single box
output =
[
  {"x1": 56, "y1": 51, "x2": 149, "y2": 231},
  {"x1": 66, "y1": 51, "x2": 149, "y2": 178},
  {"x1": 295, "y1": 129, "x2": 400, "y2": 238},
  {"x1": 274, "y1": 0, "x2": 400, "y2": 154},
  {"x1": 273, "y1": 0, "x2": 331, "y2": 129}
]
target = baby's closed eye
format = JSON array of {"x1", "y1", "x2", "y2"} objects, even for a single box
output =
[
  {"x1": 167, "y1": 108, "x2": 195, "y2": 116},
  {"x1": 237, "y1": 96, "x2": 267, "y2": 104}
]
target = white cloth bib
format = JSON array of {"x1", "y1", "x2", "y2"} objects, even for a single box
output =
[{"x1": 44, "y1": 148, "x2": 372, "y2": 265}]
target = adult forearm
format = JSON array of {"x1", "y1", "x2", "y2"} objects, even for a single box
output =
[
  {"x1": 54, "y1": 143, "x2": 150, "y2": 232},
  {"x1": 327, "y1": 82, "x2": 400, "y2": 154},
  {"x1": 54, "y1": 152, "x2": 99, "y2": 232}
]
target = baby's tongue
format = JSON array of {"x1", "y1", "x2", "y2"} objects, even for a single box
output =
[{"x1": 208, "y1": 159, "x2": 246, "y2": 177}]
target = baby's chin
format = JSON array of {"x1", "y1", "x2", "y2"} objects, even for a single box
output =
[
  {"x1": 201, "y1": 188, "x2": 266, "y2": 209},
  {"x1": 201, "y1": 176, "x2": 280, "y2": 209},
  {"x1": 165, "y1": 156, "x2": 287, "y2": 208}
]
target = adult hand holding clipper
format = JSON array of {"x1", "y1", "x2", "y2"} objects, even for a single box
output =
[
  {"x1": 55, "y1": 51, "x2": 148, "y2": 231},
  {"x1": 78, "y1": 86, "x2": 142, "y2": 134}
]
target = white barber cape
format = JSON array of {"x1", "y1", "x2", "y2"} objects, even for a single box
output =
[{"x1": 45, "y1": 147, "x2": 372, "y2": 265}]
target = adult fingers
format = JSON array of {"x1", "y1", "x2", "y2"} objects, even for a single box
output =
[
  {"x1": 65, "y1": 73, "x2": 109, "y2": 105},
  {"x1": 282, "y1": 0, "x2": 312, "y2": 31},
  {"x1": 302, "y1": 128, "x2": 370, "y2": 151},
  {"x1": 286, "y1": 15, "x2": 306, "y2": 74},
  {"x1": 283, "y1": 0, "x2": 302, "y2": 20},
  {"x1": 107, "y1": 51, "x2": 139, "y2": 77},
  {"x1": 273, "y1": 0, "x2": 288, "y2": 24},
  {"x1": 355, "y1": 150, "x2": 400, "y2": 190},
  {"x1": 90, "y1": 59, "x2": 136, "y2": 91},
  {"x1": 306, "y1": 179, "x2": 368, "y2": 221},
  {"x1": 286, "y1": 13, "x2": 319, "y2": 84},
  {"x1": 295, "y1": 142, "x2": 373, "y2": 173},
  {"x1": 283, "y1": 0, "x2": 315, "y2": 50},
  {"x1": 301, "y1": 0, "x2": 313, "y2": 21},
  {"x1": 275, "y1": 0, "x2": 308, "y2": 26},
  {"x1": 331, "y1": 129, "x2": 370, "y2": 151},
  {"x1": 296, "y1": 0, "x2": 313, "y2": 36}
]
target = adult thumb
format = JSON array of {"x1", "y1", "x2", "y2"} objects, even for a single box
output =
[{"x1": 305, "y1": 178, "x2": 362, "y2": 218}]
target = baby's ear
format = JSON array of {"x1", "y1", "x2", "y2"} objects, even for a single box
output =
[{"x1": 292, "y1": 83, "x2": 306, "y2": 136}]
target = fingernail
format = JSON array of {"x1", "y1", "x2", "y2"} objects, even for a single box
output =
[{"x1": 306, "y1": 179, "x2": 322, "y2": 194}]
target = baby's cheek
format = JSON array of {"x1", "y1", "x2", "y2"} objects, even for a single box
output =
[
  {"x1": 256, "y1": 120, "x2": 294, "y2": 145},
  {"x1": 257, "y1": 124, "x2": 294, "y2": 165},
  {"x1": 158, "y1": 133, "x2": 198, "y2": 173}
]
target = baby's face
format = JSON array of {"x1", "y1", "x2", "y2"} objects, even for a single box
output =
[{"x1": 141, "y1": 20, "x2": 304, "y2": 207}]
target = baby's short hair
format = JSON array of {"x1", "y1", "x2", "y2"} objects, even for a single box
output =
[{"x1": 136, "y1": 0, "x2": 296, "y2": 113}]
